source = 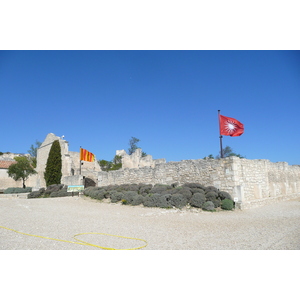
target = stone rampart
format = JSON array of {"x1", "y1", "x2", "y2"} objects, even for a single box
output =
[{"x1": 98, "y1": 157, "x2": 300, "y2": 209}]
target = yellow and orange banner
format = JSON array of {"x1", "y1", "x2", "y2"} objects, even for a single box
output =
[{"x1": 80, "y1": 148, "x2": 95, "y2": 162}]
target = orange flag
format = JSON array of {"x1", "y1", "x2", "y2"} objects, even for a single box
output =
[{"x1": 80, "y1": 148, "x2": 95, "y2": 162}]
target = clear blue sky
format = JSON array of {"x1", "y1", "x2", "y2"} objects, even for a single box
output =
[{"x1": 1, "y1": 50, "x2": 299, "y2": 165}]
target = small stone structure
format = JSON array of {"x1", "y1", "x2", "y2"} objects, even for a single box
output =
[
  {"x1": 35, "y1": 133, "x2": 100, "y2": 189},
  {"x1": 116, "y1": 148, "x2": 166, "y2": 169}
]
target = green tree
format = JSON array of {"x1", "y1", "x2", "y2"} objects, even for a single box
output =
[
  {"x1": 98, "y1": 159, "x2": 113, "y2": 171},
  {"x1": 28, "y1": 140, "x2": 41, "y2": 168},
  {"x1": 205, "y1": 146, "x2": 245, "y2": 159},
  {"x1": 128, "y1": 137, "x2": 140, "y2": 155},
  {"x1": 219, "y1": 146, "x2": 245, "y2": 159},
  {"x1": 128, "y1": 137, "x2": 147, "y2": 157},
  {"x1": 44, "y1": 140, "x2": 62, "y2": 186},
  {"x1": 98, "y1": 155, "x2": 122, "y2": 172},
  {"x1": 28, "y1": 140, "x2": 42, "y2": 157},
  {"x1": 7, "y1": 156, "x2": 37, "y2": 188}
]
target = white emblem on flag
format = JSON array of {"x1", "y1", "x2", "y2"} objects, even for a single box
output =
[{"x1": 224, "y1": 120, "x2": 237, "y2": 134}]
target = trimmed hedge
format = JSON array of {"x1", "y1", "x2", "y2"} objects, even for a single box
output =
[
  {"x1": 189, "y1": 192, "x2": 206, "y2": 208},
  {"x1": 83, "y1": 183, "x2": 234, "y2": 211},
  {"x1": 202, "y1": 201, "x2": 215, "y2": 211},
  {"x1": 4, "y1": 187, "x2": 32, "y2": 194},
  {"x1": 221, "y1": 198, "x2": 234, "y2": 210},
  {"x1": 27, "y1": 184, "x2": 74, "y2": 198}
]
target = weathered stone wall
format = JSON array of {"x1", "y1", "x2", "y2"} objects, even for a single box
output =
[
  {"x1": 98, "y1": 158, "x2": 237, "y2": 193},
  {"x1": 61, "y1": 175, "x2": 84, "y2": 186},
  {"x1": 234, "y1": 159, "x2": 300, "y2": 208},
  {"x1": 98, "y1": 156, "x2": 300, "y2": 209},
  {"x1": 0, "y1": 169, "x2": 37, "y2": 189},
  {"x1": 116, "y1": 148, "x2": 166, "y2": 169}
]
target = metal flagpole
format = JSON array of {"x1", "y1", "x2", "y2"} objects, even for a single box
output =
[
  {"x1": 218, "y1": 110, "x2": 224, "y2": 158},
  {"x1": 79, "y1": 146, "x2": 82, "y2": 175}
]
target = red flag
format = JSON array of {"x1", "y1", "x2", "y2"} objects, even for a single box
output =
[
  {"x1": 219, "y1": 114, "x2": 244, "y2": 137},
  {"x1": 80, "y1": 148, "x2": 95, "y2": 162}
]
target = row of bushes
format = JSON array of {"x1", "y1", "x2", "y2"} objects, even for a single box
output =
[
  {"x1": 27, "y1": 184, "x2": 78, "y2": 198},
  {"x1": 84, "y1": 183, "x2": 235, "y2": 211},
  {"x1": 4, "y1": 187, "x2": 32, "y2": 194},
  {"x1": 25, "y1": 182, "x2": 235, "y2": 211}
]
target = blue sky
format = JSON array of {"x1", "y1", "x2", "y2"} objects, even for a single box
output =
[{"x1": 1, "y1": 50, "x2": 300, "y2": 165}]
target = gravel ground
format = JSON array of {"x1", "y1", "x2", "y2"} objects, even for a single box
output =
[{"x1": 1, "y1": 195, "x2": 299, "y2": 250}]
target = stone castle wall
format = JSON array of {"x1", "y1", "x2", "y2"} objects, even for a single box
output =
[
  {"x1": 2, "y1": 133, "x2": 300, "y2": 210},
  {"x1": 98, "y1": 156, "x2": 300, "y2": 209},
  {"x1": 0, "y1": 169, "x2": 37, "y2": 189}
]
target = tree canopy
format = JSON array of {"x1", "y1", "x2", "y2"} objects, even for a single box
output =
[
  {"x1": 27, "y1": 140, "x2": 41, "y2": 168},
  {"x1": 204, "y1": 146, "x2": 245, "y2": 159},
  {"x1": 7, "y1": 156, "x2": 37, "y2": 188},
  {"x1": 28, "y1": 140, "x2": 42, "y2": 157},
  {"x1": 98, "y1": 155, "x2": 122, "y2": 172},
  {"x1": 128, "y1": 137, "x2": 147, "y2": 156}
]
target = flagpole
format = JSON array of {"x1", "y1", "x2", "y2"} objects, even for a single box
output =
[
  {"x1": 218, "y1": 110, "x2": 224, "y2": 158},
  {"x1": 79, "y1": 146, "x2": 82, "y2": 175}
]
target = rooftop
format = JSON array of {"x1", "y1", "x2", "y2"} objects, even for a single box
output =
[{"x1": 0, "y1": 160, "x2": 17, "y2": 169}]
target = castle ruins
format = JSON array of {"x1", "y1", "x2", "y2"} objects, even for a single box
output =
[{"x1": 1, "y1": 133, "x2": 300, "y2": 209}]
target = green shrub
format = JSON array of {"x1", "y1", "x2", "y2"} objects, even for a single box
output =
[
  {"x1": 205, "y1": 191, "x2": 218, "y2": 202},
  {"x1": 50, "y1": 190, "x2": 71, "y2": 197},
  {"x1": 123, "y1": 191, "x2": 139, "y2": 204},
  {"x1": 84, "y1": 187, "x2": 105, "y2": 200},
  {"x1": 4, "y1": 187, "x2": 32, "y2": 194},
  {"x1": 205, "y1": 186, "x2": 219, "y2": 193},
  {"x1": 150, "y1": 184, "x2": 172, "y2": 194},
  {"x1": 189, "y1": 192, "x2": 206, "y2": 208},
  {"x1": 202, "y1": 201, "x2": 215, "y2": 211},
  {"x1": 190, "y1": 188, "x2": 205, "y2": 195},
  {"x1": 162, "y1": 188, "x2": 178, "y2": 195},
  {"x1": 211, "y1": 198, "x2": 221, "y2": 208},
  {"x1": 221, "y1": 198, "x2": 234, "y2": 210},
  {"x1": 131, "y1": 194, "x2": 145, "y2": 206},
  {"x1": 157, "y1": 194, "x2": 173, "y2": 208},
  {"x1": 95, "y1": 190, "x2": 107, "y2": 200},
  {"x1": 143, "y1": 193, "x2": 160, "y2": 207},
  {"x1": 170, "y1": 193, "x2": 188, "y2": 208},
  {"x1": 218, "y1": 191, "x2": 233, "y2": 201},
  {"x1": 27, "y1": 185, "x2": 70, "y2": 198},
  {"x1": 127, "y1": 184, "x2": 139, "y2": 192},
  {"x1": 28, "y1": 190, "x2": 43, "y2": 198},
  {"x1": 82, "y1": 183, "x2": 234, "y2": 211},
  {"x1": 110, "y1": 191, "x2": 124, "y2": 203},
  {"x1": 138, "y1": 184, "x2": 153, "y2": 195},
  {"x1": 183, "y1": 183, "x2": 205, "y2": 190},
  {"x1": 83, "y1": 186, "x2": 95, "y2": 196},
  {"x1": 176, "y1": 187, "x2": 192, "y2": 200},
  {"x1": 44, "y1": 184, "x2": 64, "y2": 196},
  {"x1": 118, "y1": 184, "x2": 132, "y2": 192}
]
